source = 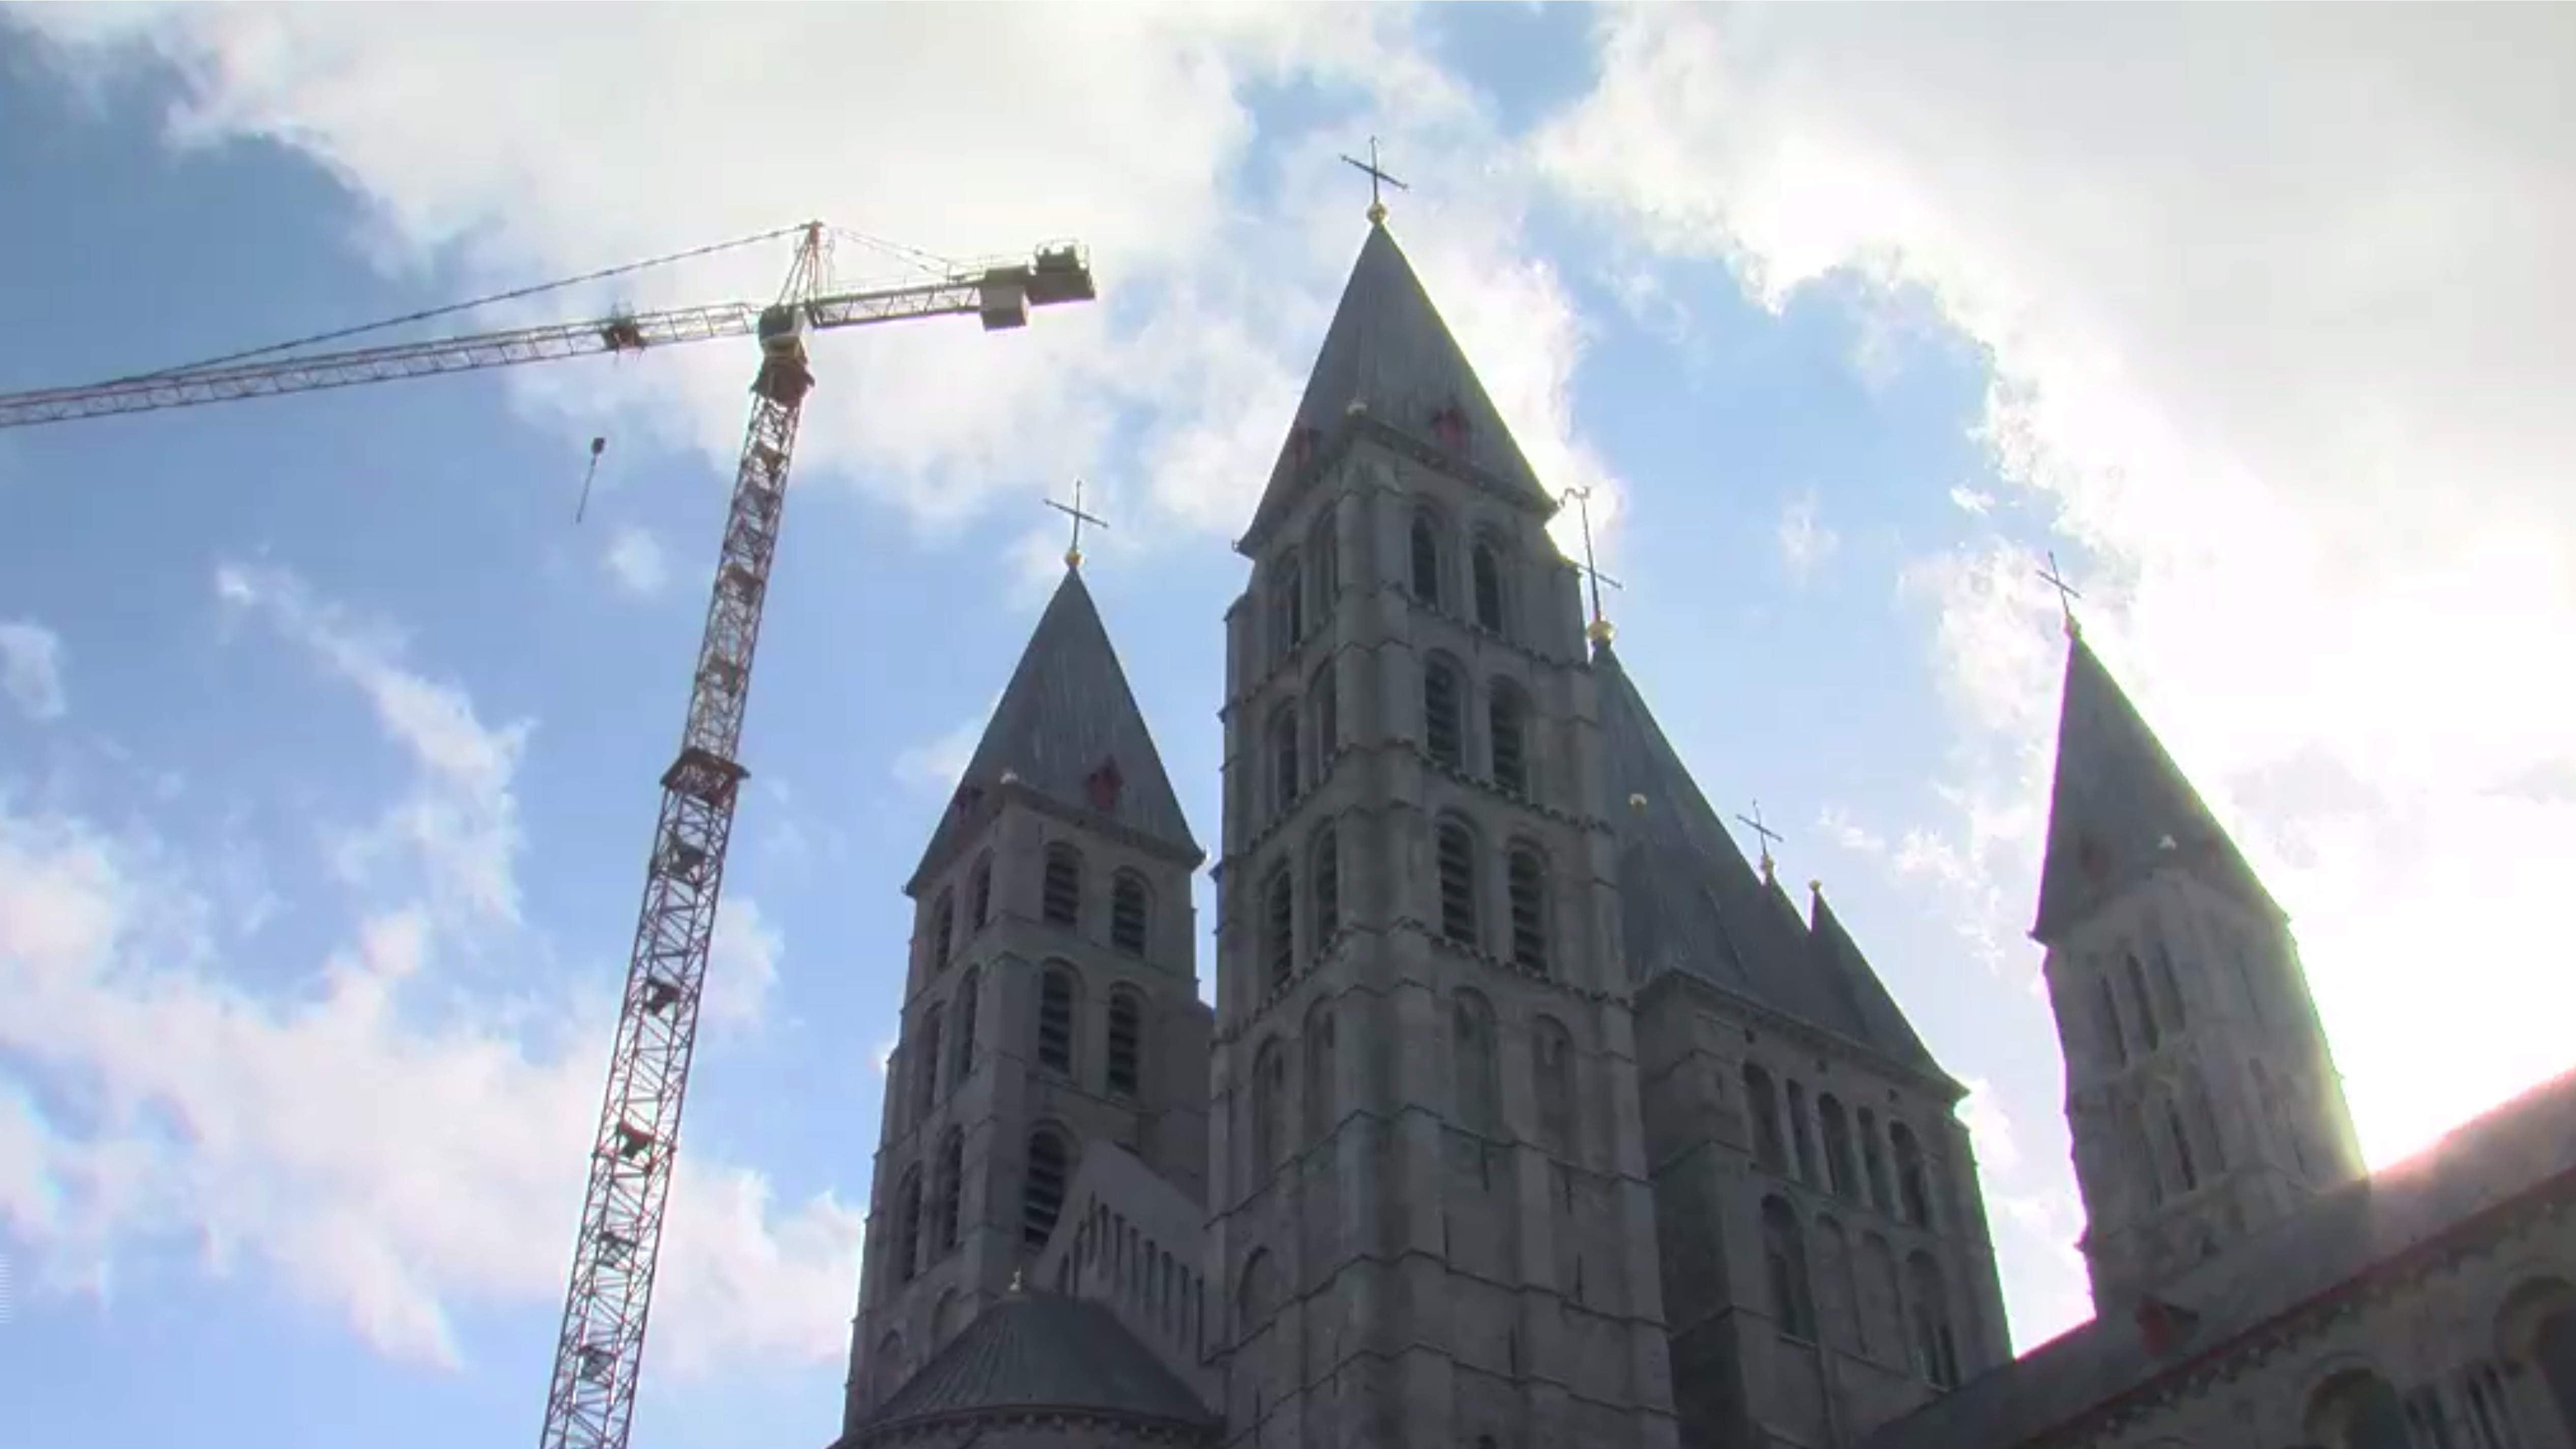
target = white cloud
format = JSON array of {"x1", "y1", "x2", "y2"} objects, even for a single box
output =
[
  {"x1": 0, "y1": 565, "x2": 857, "y2": 1374},
  {"x1": 703, "y1": 896, "x2": 781, "y2": 1034},
  {"x1": 1775, "y1": 488, "x2": 1838, "y2": 584},
  {"x1": 1540, "y1": 5, "x2": 2576, "y2": 1340},
  {"x1": 15, "y1": 5, "x2": 1617, "y2": 579},
  {"x1": 0, "y1": 620, "x2": 67, "y2": 722},
  {"x1": 891, "y1": 705, "x2": 991, "y2": 800},
  {"x1": 603, "y1": 525, "x2": 669, "y2": 598}
]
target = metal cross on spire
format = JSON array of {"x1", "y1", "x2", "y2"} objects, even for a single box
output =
[
  {"x1": 2036, "y1": 549, "x2": 2084, "y2": 639},
  {"x1": 1560, "y1": 486, "x2": 1623, "y2": 647},
  {"x1": 1736, "y1": 799, "x2": 1785, "y2": 881},
  {"x1": 1340, "y1": 136, "x2": 1410, "y2": 227},
  {"x1": 1046, "y1": 477, "x2": 1110, "y2": 570}
]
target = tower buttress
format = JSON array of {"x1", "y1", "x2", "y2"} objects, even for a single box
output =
[
  {"x1": 1207, "y1": 218, "x2": 1679, "y2": 1449},
  {"x1": 842, "y1": 568, "x2": 1207, "y2": 1431},
  {"x1": 2032, "y1": 630, "x2": 2364, "y2": 1312}
]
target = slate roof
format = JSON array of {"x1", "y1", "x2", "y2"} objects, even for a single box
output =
[
  {"x1": 906, "y1": 567, "x2": 1200, "y2": 893},
  {"x1": 1595, "y1": 643, "x2": 1943, "y2": 1077},
  {"x1": 1237, "y1": 221, "x2": 1556, "y2": 551},
  {"x1": 857, "y1": 1289, "x2": 1219, "y2": 1442},
  {"x1": 1860, "y1": 1063, "x2": 2576, "y2": 1449},
  {"x1": 2032, "y1": 630, "x2": 2280, "y2": 944}
]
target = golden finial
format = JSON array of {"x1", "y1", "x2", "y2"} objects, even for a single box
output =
[
  {"x1": 1809, "y1": 878, "x2": 1823, "y2": 896},
  {"x1": 1045, "y1": 478, "x2": 1109, "y2": 572},
  {"x1": 1561, "y1": 487, "x2": 1623, "y2": 648},
  {"x1": 1627, "y1": 792, "x2": 1648, "y2": 813},
  {"x1": 1340, "y1": 136, "x2": 1408, "y2": 226}
]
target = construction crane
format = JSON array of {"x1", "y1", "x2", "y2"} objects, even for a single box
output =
[{"x1": 0, "y1": 222, "x2": 1098, "y2": 1449}]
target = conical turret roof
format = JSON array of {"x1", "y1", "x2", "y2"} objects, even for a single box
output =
[
  {"x1": 1238, "y1": 223, "x2": 1556, "y2": 550},
  {"x1": 2032, "y1": 631, "x2": 2279, "y2": 944},
  {"x1": 907, "y1": 568, "x2": 1199, "y2": 892}
]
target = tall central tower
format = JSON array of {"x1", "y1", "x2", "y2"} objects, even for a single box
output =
[{"x1": 1205, "y1": 216, "x2": 1679, "y2": 1449}]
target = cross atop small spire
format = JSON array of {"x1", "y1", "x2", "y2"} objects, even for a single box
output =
[
  {"x1": 1340, "y1": 136, "x2": 1410, "y2": 227},
  {"x1": 1045, "y1": 477, "x2": 1110, "y2": 571},
  {"x1": 1736, "y1": 799, "x2": 1785, "y2": 881},
  {"x1": 1560, "y1": 486, "x2": 1624, "y2": 646},
  {"x1": 2037, "y1": 549, "x2": 2084, "y2": 639}
]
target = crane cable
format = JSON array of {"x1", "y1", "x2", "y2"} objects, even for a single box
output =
[{"x1": 119, "y1": 221, "x2": 818, "y2": 385}]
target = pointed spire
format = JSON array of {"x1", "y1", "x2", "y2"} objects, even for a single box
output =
[
  {"x1": 1594, "y1": 646, "x2": 1938, "y2": 1072},
  {"x1": 906, "y1": 570, "x2": 1200, "y2": 893},
  {"x1": 2032, "y1": 631, "x2": 2279, "y2": 944},
  {"x1": 1237, "y1": 225, "x2": 1554, "y2": 553}
]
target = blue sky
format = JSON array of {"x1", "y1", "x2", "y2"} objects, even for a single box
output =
[{"x1": 4, "y1": 9, "x2": 2572, "y2": 1449}]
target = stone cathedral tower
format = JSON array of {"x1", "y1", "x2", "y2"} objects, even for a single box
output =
[
  {"x1": 1205, "y1": 218, "x2": 1679, "y2": 1449},
  {"x1": 842, "y1": 566, "x2": 1210, "y2": 1431},
  {"x1": 2030, "y1": 626, "x2": 2366, "y2": 1310}
]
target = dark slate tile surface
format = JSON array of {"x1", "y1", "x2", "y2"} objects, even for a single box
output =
[{"x1": 863, "y1": 1290, "x2": 1218, "y2": 1436}]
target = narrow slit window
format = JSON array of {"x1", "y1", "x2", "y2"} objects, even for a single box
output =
[
  {"x1": 1043, "y1": 845, "x2": 1082, "y2": 927},
  {"x1": 1424, "y1": 661, "x2": 1464, "y2": 769},
  {"x1": 1265, "y1": 867, "x2": 1295, "y2": 991},
  {"x1": 1111, "y1": 872, "x2": 1149, "y2": 956},
  {"x1": 1507, "y1": 846, "x2": 1548, "y2": 974},
  {"x1": 1437, "y1": 821, "x2": 1478, "y2": 946},
  {"x1": 1038, "y1": 967, "x2": 1074, "y2": 1073},
  {"x1": 1106, "y1": 991, "x2": 1142, "y2": 1098}
]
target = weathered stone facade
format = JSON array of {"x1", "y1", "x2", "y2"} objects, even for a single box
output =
[{"x1": 828, "y1": 219, "x2": 2576, "y2": 1449}]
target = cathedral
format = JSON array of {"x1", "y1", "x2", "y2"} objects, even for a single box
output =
[{"x1": 825, "y1": 214, "x2": 2576, "y2": 1449}]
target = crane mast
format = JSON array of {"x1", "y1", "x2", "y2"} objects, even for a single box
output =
[
  {"x1": 0, "y1": 220, "x2": 1100, "y2": 1449},
  {"x1": 535, "y1": 223, "x2": 824, "y2": 1449}
]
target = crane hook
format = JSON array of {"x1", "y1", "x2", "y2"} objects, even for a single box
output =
[{"x1": 576, "y1": 435, "x2": 608, "y2": 524}]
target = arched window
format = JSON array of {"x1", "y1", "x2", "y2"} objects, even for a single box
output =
[
  {"x1": 2186, "y1": 1071, "x2": 2226, "y2": 1172},
  {"x1": 1252, "y1": 1039, "x2": 1285, "y2": 1175},
  {"x1": 2306, "y1": 1370, "x2": 2416, "y2": 1449},
  {"x1": 1263, "y1": 865, "x2": 1295, "y2": 991},
  {"x1": 1786, "y1": 1080, "x2": 1817, "y2": 1185},
  {"x1": 951, "y1": 967, "x2": 980, "y2": 1086},
  {"x1": 1305, "y1": 1000, "x2": 1337, "y2": 1140},
  {"x1": 2151, "y1": 943, "x2": 2186, "y2": 1028},
  {"x1": 933, "y1": 1129, "x2": 963, "y2": 1252},
  {"x1": 1106, "y1": 989, "x2": 1144, "y2": 1098},
  {"x1": 2093, "y1": 975, "x2": 2128, "y2": 1069},
  {"x1": 968, "y1": 853, "x2": 992, "y2": 930},
  {"x1": 895, "y1": 1168, "x2": 924, "y2": 1282},
  {"x1": 1311, "y1": 659, "x2": 1340, "y2": 761},
  {"x1": 1037, "y1": 965, "x2": 1075, "y2": 1073},
  {"x1": 1042, "y1": 843, "x2": 1083, "y2": 927},
  {"x1": 1891, "y1": 1122, "x2": 1933, "y2": 1227},
  {"x1": 1311, "y1": 822, "x2": 1341, "y2": 940},
  {"x1": 2166, "y1": 1093, "x2": 2200, "y2": 1192},
  {"x1": 1534, "y1": 1017, "x2": 1575, "y2": 1156},
  {"x1": 1762, "y1": 1196, "x2": 1815, "y2": 1340},
  {"x1": 1021, "y1": 1127, "x2": 1070, "y2": 1249},
  {"x1": 1454, "y1": 990, "x2": 1499, "y2": 1134},
  {"x1": 1309, "y1": 511, "x2": 1340, "y2": 622},
  {"x1": 1506, "y1": 844, "x2": 1549, "y2": 975},
  {"x1": 1816, "y1": 1216, "x2": 1862, "y2": 1351},
  {"x1": 930, "y1": 888, "x2": 956, "y2": 967},
  {"x1": 917, "y1": 1004, "x2": 945, "y2": 1116},
  {"x1": 1859, "y1": 1107, "x2": 1891, "y2": 1209},
  {"x1": 1819, "y1": 1093, "x2": 1857, "y2": 1200},
  {"x1": 1423, "y1": 657, "x2": 1464, "y2": 768},
  {"x1": 1906, "y1": 1251, "x2": 1960, "y2": 1388},
  {"x1": 2125, "y1": 953, "x2": 2163, "y2": 1050},
  {"x1": 1273, "y1": 548, "x2": 1306, "y2": 654},
  {"x1": 1436, "y1": 818, "x2": 1479, "y2": 946},
  {"x1": 1111, "y1": 871, "x2": 1150, "y2": 956},
  {"x1": 1488, "y1": 682, "x2": 1529, "y2": 797},
  {"x1": 1269, "y1": 703, "x2": 1300, "y2": 813},
  {"x1": 1409, "y1": 512, "x2": 1443, "y2": 605},
  {"x1": 1471, "y1": 537, "x2": 1506, "y2": 633},
  {"x1": 1744, "y1": 1064, "x2": 1788, "y2": 1173}
]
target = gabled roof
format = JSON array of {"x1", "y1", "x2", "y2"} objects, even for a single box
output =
[
  {"x1": 857, "y1": 1288, "x2": 1218, "y2": 1442},
  {"x1": 1860, "y1": 1063, "x2": 2576, "y2": 1449},
  {"x1": 1237, "y1": 222, "x2": 1556, "y2": 550},
  {"x1": 1595, "y1": 644, "x2": 1941, "y2": 1075},
  {"x1": 906, "y1": 568, "x2": 1199, "y2": 892},
  {"x1": 2032, "y1": 630, "x2": 2280, "y2": 945}
]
